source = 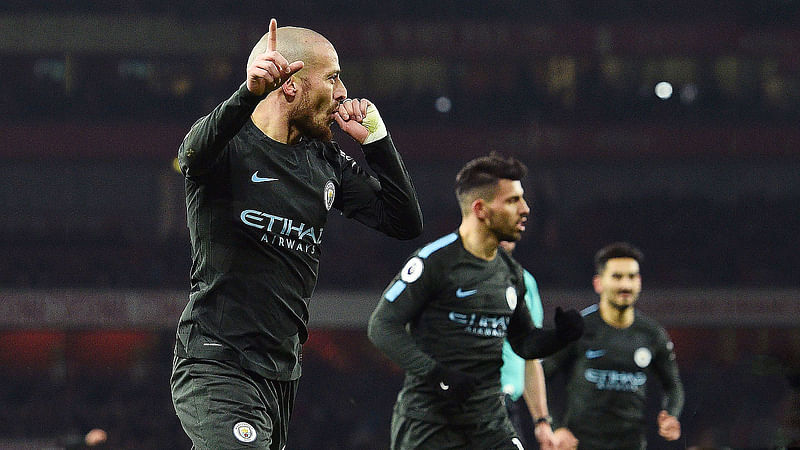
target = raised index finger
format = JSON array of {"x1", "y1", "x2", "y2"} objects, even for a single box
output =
[{"x1": 267, "y1": 18, "x2": 277, "y2": 52}]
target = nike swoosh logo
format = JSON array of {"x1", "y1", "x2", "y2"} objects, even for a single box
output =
[
  {"x1": 455, "y1": 288, "x2": 477, "y2": 298},
  {"x1": 585, "y1": 349, "x2": 606, "y2": 359},
  {"x1": 439, "y1": 382, "x2": 450, "y2": 391},
  {"x1": 251, "y1": 171, "x2": 278, "y2": 183}
]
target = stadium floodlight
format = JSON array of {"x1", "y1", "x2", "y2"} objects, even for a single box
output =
[{"x1": 655, "y1": 81, "x2": 673, "y2": 100}]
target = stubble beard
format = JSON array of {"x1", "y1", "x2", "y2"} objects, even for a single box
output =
[
  {"x1": 490, "y1": 227, "x2": 521, "y2": 244},
  {"x1": 609, "y1": 292, "x2": 637, "y2": 312},
  {"x1": 610, "y1": 301, "x2": 632, "y2": 312},
  {"x1": 291, "y1": 92, "x2": 334, "y2": 141},
  {"x1": 488, "y1": 214, "x2": 522, "y2": 243}
]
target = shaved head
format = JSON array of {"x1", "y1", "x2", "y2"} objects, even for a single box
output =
[
  {"x1": 245, "y1": 21, "x2": 345, "y2": 143},
  {"x1": 248, "y1": 26, "x2": 334, "y2": 79}
]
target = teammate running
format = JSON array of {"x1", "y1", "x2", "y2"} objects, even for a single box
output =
[
  {"x1": 369, "y1": 153, "x2": 583, "y2": 449},
  {"x1": 544, "y1": 242, "x2": 684, "y2": 450}
]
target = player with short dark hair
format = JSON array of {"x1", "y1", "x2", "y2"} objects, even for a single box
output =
[
  {"x1": 170, "y1": 18, "x2": 422, "y2": 450},
  {"x1": 368, "y1": 153, "x2": 583, "y2": 449},
  {"x1": 544, "y1": 242, "x2": 684, "y2": 450}
]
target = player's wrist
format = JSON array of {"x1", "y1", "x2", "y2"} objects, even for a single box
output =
[
  {"x1": 534, "y1": 415, "x2": 553, "y2": 426},
  {"x1": 361, "y1": 103, "x2": 387, "y2": 145}
]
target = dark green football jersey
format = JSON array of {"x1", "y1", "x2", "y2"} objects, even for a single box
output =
[
  {"x1": 174, "y1": 84, "x2": 422, "y2": 381},
  {"x1": 369, "y1": 232, "x2": 542, "y2": 425},
  {"x1": 543, "y1": 305, "x2": 684, "y2": 449}
]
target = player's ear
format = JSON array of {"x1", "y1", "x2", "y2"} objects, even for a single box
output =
[
  {"x1": 472, "y1": 199, "x2": 488, "y2": 220},
  {"x1": 282, "y1": 76, "x2": 299, "y2": 98},
  {"x1": 592, "y1": 274, "x2": 602, "y2": 294}
]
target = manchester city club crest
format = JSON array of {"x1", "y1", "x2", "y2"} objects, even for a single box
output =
[
  {"x1": 506, "y1": 286, "x2": 517, "y2": 309},
  {"x1": 233, "y1": 421, "x2": 256, "y2": 443},
  {"x1": 324, "y1": 180, "x2": 336, "y2": 210},
  {"x1": 634, "y1": 347, "x2": 652, "y2": 368}
]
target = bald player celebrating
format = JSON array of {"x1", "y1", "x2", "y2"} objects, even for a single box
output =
[{"x1": 170, "y1": 19, "x2": 422, "y2": 450}]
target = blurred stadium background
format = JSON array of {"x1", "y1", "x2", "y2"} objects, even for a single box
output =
[{"x1": 1, "y1": 1, "x2": 799, "y2": 448}]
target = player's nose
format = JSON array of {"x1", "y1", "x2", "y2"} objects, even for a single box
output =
[{"x1": 334, "y1": 79, "x2": 347, "y2": 102}]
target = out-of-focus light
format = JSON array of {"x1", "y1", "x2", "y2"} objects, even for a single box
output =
[
  {"x1": 435, "y1": 96, "x2": 452, "y2": 113},
  {"x1": 655, "y1": 81, "x2": 673, "y2": 100},
  {"x1": 118, "y1": 59, "x2": 154, "y2": 80},
  {"x1": 680, "y1": 84, "x2": 698, "y2": 104},
  {"x1": 33, "y1": 58, "x2": 65, "y2": 81},
  {"x1": 172, "y1": 77, "x2": 193, "y2": 97}
]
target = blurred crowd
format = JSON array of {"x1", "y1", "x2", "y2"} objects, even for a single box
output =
[
  {"x1": 0, "y1": 329, "x2": 796, "y2": 449},
  {"x1": 1, "y1": 183, "x2": 797, "y2": 290},
  {"x1": 2, "y1": 2, "x2": 799, "y2": 292}
]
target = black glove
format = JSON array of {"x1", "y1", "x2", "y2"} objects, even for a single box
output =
[
  {"x1": 427, "y1": 364, "x2": 480, "y2": 405},
  {"x1": 554, "y1": 306, "x2": 584, "y2": 342}
]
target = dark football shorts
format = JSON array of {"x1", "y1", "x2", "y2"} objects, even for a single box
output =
[
  {"x1": 171, "y1": 356, "x2": 298, "y2": 450},
  {"x1": 391, "y1": 412, "x2": 523, "y2": 449}
]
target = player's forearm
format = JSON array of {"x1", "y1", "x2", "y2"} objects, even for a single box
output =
[
  {"x1": 367, "y1": 313, "x2": 436, "y2": 377},
  {"x1": 508, "y1": 327, "x2": 568, "y2": 359},
  {"x1": 360, "y1": 135, "x2": 423, "y2": 240},
  {"x1": 178, "y1": 83, "x2": 265, "y2": 177},
  {"x1": 522, "y1": 359, "x2": 550, "y2": 420},
  {"x1": 662, "y1": 378, "x2": 685, "y2": 417},
  {"x1": 658, "y1": 355, "x2": 685, "y2": 417}
]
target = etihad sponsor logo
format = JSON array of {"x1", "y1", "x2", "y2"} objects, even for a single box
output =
[
  {"x1": 585, "y1": 368, "x2": 647, "y2": 392},
  {"x1": 241, "y1": 209, "x2": 323, "y2": 255},
  {"x1": 448, "y1": 312, "x2": 510, "y2": 337},
  {"x1": 241, "y1": 209, "x2": 323, "y2": 243}
]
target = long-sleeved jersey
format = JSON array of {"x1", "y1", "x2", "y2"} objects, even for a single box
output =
[
  {"x1": 499, "y1": 269, "x2": 544, "y2": 401},
  {"x1": 174, "y1": 83, "x2": 422, "y2": 381},
  {"x1": 543, "y1": 304, "x2": 684, "y2": 449},
  {"x1": 368, "y1": 232, "x2": 568, "y2": 425}
]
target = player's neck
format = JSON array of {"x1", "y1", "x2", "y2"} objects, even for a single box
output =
[
  {"x1": 252, "y1": 99, "x2": 302, "y2": 145},
  {"x1": 458, "y1": 222, "x2": 498, "y2": 261},
  {"x1": 599, "y1": 301, "x2": 634, "y2": 329}
]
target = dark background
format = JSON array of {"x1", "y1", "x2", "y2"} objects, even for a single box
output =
[{"x1": 1, "y1": 1, "x2": 798, "y2": 448}]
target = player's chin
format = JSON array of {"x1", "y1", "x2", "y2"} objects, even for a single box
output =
[{"x1": 500, "y1": 231, "x2": 523, "y2": 242}]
